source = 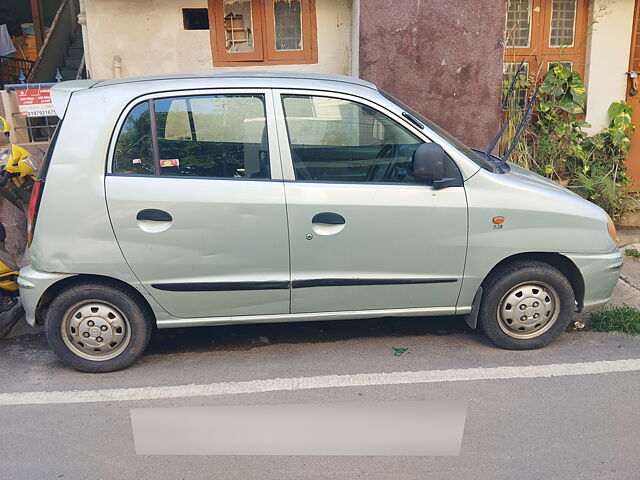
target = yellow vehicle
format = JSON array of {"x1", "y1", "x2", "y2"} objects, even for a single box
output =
[
  {"x1": 0, "y1": 116, "x2": 36, "y2": 315},
  {"x1": 0, "y1": 222, "x2": 19, "y2": 312},
  {"x1": 0, "y1": 120, "x2": 37, "y2": 189}
]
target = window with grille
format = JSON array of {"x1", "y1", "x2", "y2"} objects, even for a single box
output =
[
  {"x1": 209, "y1": 0, "x2": 317, "y2": 66},
  {"x1": 505, "y1": 0, "x2": 531, "y2": 47},
  {"x1": 274, "y1": 0, "x2": 303, "y2": 51},
  {"x1": 550, "y1": 0, "x2": 577, "y2": 47}
]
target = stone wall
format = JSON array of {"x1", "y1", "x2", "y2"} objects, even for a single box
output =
[{"x1": 358, "y1": 0, "x2": 505, "y2": 150}]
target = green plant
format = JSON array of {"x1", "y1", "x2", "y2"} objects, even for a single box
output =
[
  {"x1": 588, "y1": 305, "x2": 640, "y2": 334},
  {"x1": 625, "y1": 247, "x2": 640, "y2": 259},
  {"x1": 534, "y1": 64, "x2": 589, "y2": 180},
  {"x1": 569, "y1": 101, "x2": 637, "y2": 218},
  {"x1": 501, "y1": 64, "x2": 638, "y2": 218}
]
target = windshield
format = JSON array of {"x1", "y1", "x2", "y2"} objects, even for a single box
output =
[{"x1": 380, "y1": 90, "x2": 494, "y2": 172}]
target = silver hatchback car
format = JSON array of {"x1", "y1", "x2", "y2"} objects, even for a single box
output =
[{"x1": 18, "y1": 72, "x2": 622, "y2": 372}]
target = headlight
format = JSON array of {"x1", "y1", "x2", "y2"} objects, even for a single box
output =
[{"x1": 607, "y1": 215, "x2": 617, "y2": 242}]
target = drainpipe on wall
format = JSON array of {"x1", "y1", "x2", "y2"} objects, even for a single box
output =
[
  {"x1": 350, "y1": 0, "x2": 360, "y2": 78},
  {"x1": 112, "y1": 56, "x2": 122, "y2": 79},
  {"x1": 77, "y1": 0, "x2": 92, "y2": 78}
]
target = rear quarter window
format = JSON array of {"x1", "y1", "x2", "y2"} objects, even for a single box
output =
[{"x1": 113, "y1": 102, "x2": 154, "y2": 175}]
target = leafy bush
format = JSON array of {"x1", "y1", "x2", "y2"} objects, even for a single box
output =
[
  {"x1": 535, "y1": 64, "x2": 589, "y2": 179},
  {"x1": 572, "y1": 101, "x2": 637, "y2": 217},
  {"x1": 502, "y1": 64, "x2": 638, "y2": 219}
]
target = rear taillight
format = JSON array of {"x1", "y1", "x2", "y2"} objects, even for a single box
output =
[{"x1": 27, "y1": 180, "x2": 44, "y2": 246}]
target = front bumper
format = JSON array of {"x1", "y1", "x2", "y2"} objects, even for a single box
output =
[
  {"x1": 564, "y1": 249, "x2": 623, "y2": 312},
  {"x1": 18, "y1": 266, "x2": 73, "y2": 326}
]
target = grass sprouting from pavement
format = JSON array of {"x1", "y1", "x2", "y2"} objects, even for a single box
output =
[
  {"x1": 589, "y1": 306, "x2": 640, "y2": 335},
  {"x1": 624, "y1": 248, "x2": 640, "y2": 259}
]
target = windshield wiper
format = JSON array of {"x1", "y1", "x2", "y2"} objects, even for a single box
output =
[
  {"x1": 485, "y1": 60, "x2": 526, "y2": 157},
  {"x1": 481, "y1": 59, "x2": 541, "y2": 169},
  {"x1": 501, "y1": 80, "x2": 541, "y2": 164}
]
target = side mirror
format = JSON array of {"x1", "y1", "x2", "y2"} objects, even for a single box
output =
[{"x1": 413, "y1": 143, "x2": 445, "y2": 183}]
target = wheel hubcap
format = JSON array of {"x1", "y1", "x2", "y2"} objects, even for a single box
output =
[
  {"x1": 497, "y1": 282, "x2": 560, "y2": 339},
  {"x1": 61, "y1": 302, "x2": 131, "y2": 361}
]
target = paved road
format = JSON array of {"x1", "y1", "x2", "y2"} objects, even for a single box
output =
[{"x1": 1, "y1": 316, "x2": 639, "y2": 479}]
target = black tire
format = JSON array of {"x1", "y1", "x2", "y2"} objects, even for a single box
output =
[
  {"x1": 45, "y1": 282, "x2": 153, "y2": 372},
  {"x1": 0, "y1": 300, "x2": 25, "y2": 338},
  {"x1": 478, "y1": 261, "x2": 575, "y2": 350}
]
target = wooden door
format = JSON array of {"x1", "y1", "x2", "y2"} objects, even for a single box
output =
[{"x1": 627, "y1": 0, "x2": 640, "y2": 187}]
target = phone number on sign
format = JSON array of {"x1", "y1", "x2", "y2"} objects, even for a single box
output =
[{"x1": 19, "y1": 108, "x2": 57, "y2": 118}]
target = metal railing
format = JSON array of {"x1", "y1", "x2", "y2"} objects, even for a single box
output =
[
  {"x1": 75, "y1": 54, "x2": 86, "y2": 80},
  {"x1": 0, "y1": 57, "x2": 35, "y2": 90}
]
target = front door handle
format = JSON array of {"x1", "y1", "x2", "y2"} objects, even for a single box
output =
[
  {"x1": 137, "y1": 209, "x2": 173, "y2": 222},
  {"x1": 312, "y1": 212, "x2": 345, "y2": 225}
]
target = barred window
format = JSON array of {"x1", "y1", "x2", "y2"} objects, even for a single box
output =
[
  {"x1": 550, "y1": 0, "x2": 577, "y2": 47},
  {"x1": 505, "y1": 0, "x2": 531, "y2": 47}
]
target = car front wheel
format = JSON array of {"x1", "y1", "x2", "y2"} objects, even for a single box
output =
[{"x1": 478, "y1": 261, "x2": 575, "y2": 350}]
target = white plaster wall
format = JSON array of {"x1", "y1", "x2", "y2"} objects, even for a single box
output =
[
  {"x1": 83, "y1": 0, "x2": 352, "y2": 79},
  {"x1": 584, "y1": 0, "x2": 635, "y2": 134}
]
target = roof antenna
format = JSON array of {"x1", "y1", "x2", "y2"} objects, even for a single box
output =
[{"x1": 485, "y1": 60, "x2": 526, "y2": 156}]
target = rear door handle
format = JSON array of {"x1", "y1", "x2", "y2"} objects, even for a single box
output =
[
  {"x1": 312, "y1": 212, "x2": 345, "y2": 225},
  {"x1": 137, "y1": 209, "x2": 173, "y2": 222}
]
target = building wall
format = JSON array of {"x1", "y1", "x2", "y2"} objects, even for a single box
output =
[
  {"x1": 584, "y1": 0, "x2": 636, "y2": 134},
  {"x1": 358, "y1": 0, "x2": 505, "y2": 150},
  {"x1": 83, "y1": 0, "x2": 353, "y2": 78}
]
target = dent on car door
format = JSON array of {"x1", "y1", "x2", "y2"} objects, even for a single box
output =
[
  {"x1": 105, "y1": 91, "x2": 290, "y2": 319},
  {"x1": 275, "y1": 92, "x2": 468, "y2": 314}
]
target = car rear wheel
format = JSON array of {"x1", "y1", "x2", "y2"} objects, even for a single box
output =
[
  {"x1": 45, "y1": 282, "x2": 153, "y2": 372},
  {"x1": 478, "y1": 261, "x2": 575, "y2": 349}
]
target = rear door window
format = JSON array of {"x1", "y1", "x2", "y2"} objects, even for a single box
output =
[
  {"x1": 154, "y1": 94, "x2": 270, "y2": 178},
  {"x1": 113, "y1": 94, "x2": 270, "y2": 179}
]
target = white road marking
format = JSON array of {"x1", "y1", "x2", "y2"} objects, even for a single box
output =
[{"x1": 1, "y1": 358, "x2": 639, "y2": 406}]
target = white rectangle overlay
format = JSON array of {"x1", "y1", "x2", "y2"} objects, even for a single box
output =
[{"x1": 130, "y1": 401, "x2": 467, "y2": 456}]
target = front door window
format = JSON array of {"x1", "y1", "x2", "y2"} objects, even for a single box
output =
[{"x1": 281, "y1": 95, "x2": 422, "y2": 183}]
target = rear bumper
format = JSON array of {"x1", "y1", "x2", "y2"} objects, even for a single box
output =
[
  {"x1": 18, "y1": 266, "x2": 73, "y2": 326},
  {"x1": 564, "y1": 250, "x2": 623, "y2": 312}
]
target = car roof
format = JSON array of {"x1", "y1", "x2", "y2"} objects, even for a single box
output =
[
  {"x1": 50, "y1": 72, "x2": 380, "y2": 118},
  {"x1": 91, "y1": 71, "x2": 378, "y2": 90}
]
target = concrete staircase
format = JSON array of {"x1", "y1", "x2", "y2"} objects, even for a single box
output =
[{"x1": 57, "y1": 31, "x2": 85, "y2": 81}]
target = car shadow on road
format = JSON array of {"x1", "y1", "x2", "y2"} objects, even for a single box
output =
[{"x1": 146, "y1": 315, "x2": 485, "y2": 355}]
